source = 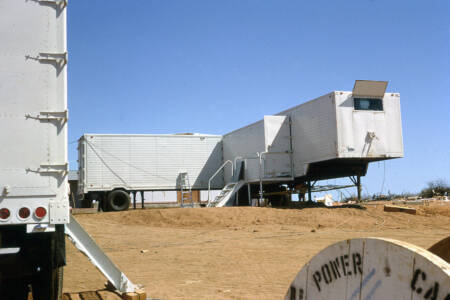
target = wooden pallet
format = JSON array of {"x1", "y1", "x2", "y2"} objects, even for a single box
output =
[{"x1": 63, "y1": 289, "x2": 147, "y2": 300}]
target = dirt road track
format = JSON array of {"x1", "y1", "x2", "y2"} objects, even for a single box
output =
[{"x1": 63, "y1": 205, "x2": 450, "y2": 299}]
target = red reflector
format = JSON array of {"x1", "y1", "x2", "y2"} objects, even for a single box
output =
[
  {"x1": 0, "y1": 208, "x2": 11, "y2": 220},
  {"x1": 35, "y1": 207, "x2": 47, "y2": 219},
  {"x1": 18, "y1": 207, "x2": 31, "y2": 219}
]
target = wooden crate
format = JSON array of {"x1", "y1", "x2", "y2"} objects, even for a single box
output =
[{"x1": 177, "y1": 190, "x2": 200, "y2": 204}]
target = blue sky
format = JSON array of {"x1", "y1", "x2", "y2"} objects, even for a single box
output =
[{"x1": 68, "y1": 0, "x2": 449, "y2": 196}]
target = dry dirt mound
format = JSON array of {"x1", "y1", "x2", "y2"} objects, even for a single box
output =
[
  {"x1": 419, "y1": 205, "x2": 450, "y2": 217},
  {"x1": 65, "y1": 206, "x2": 450, "y2": 299},
  {"x1": 74, "y1": 205, "x2": 450, "y2": 231}
]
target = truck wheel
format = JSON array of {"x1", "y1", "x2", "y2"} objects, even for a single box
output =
[{"x1": 107, "y1": 190, "x2": 130, "y2": 211}]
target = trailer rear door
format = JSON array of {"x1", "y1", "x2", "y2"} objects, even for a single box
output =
[
  {"x1": 0, "y1": 0, "x2": 68, "y2": 224},
  {"x1": 263, "y1": 116, "x2": 292, "y2": 178}
]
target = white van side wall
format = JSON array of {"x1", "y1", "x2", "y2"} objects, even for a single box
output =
[
  {"x1": 336, "y1": 92, "x2": 404, "y2": 158},
  {"x1": 277, "y1": 93, "x2": 338, "y2": 178},
  {"x1": 222, "y1": 121, "x2": 266, "y2": 183}
]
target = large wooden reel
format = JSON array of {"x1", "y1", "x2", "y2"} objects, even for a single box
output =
[{"x1": 285, "y1": 237, "x2": 450, "y2": 300}]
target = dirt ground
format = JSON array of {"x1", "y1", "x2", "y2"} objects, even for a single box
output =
[{"x1": 62, "y1": 203, "x2": 450, "y2": 300}]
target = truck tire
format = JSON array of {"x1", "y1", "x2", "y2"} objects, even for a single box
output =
[{"x1": 106, "y1": 190, "x2": 130, "y2": 211}]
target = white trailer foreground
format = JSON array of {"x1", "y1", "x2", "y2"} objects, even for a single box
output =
[
  {"x1": 0, "y1": 1, "x2": 142, "y2": 299},
  {"x1": 0, "y1": 1, "x2": 69, "y2": 298}
]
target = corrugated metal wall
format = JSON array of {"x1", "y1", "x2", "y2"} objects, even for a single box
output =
[{"x1": 81, "y1": 134, "x2": 223, "y2": 192}]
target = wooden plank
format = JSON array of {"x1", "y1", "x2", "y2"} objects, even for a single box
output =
[
  {"x1": 177, "y1": 190, "x2": 200, "y2": 204},
  {"x1": 65, "y1": 294, "x2": 83, "y2": 300},
  {"x1": 383, "y1": 204, "x2": 416, "y2": 214},
  {"x1": 96, "y1": 290, "x2": 123, "y2": 300},
  {"x1": 122, "y1": 293, "x2": 139, "y2": 300},
  {"x1": 79, "y1": 291, "x2": 101, "y2": 300},
  {"x1": 135, "y1": 289, "x2": 147, "y2": 300},
  {"x1": 71, "y1": 208, "x2": 98, "y2": 215}
]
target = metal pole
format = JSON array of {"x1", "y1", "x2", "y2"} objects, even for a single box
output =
[
  {"x1": 247, "y1": 183, "x2": 251, "y2": 206},
  {"x1": 132, "y1": 191, "x2": 137, "y2": 209},
  {"x1": 140, "y1": 190, "x2": 145, "y2": 209},
  {"x1": 258, "y1": 153, "x2": 263, "y2": 207},
  {"x1": 307, "y1": 181, "x2": 312, "y2": 202},
  {"x1": 357, "y1": 175, "x2": 361, "y2": 202}
]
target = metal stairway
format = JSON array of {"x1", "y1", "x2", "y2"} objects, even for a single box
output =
[
  {"x1": 208, "y1": 161, "x2": 245, "y2": 207},
  {"x1": 179, "y1": 172, "x2": 193, "y2": 207},
  {"x1": 207, "y1": 181, "x2": 246, "y2": 207}
]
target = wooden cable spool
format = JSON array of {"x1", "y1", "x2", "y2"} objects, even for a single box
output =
[{"x1": 285, "y1": 237, "x2": 450, "y2": 300}]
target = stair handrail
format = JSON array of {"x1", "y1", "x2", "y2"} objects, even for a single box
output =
[{"x1": 208, "y1": 160, "x2": 234, "y2": 206}]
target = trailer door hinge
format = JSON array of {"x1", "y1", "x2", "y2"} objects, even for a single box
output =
[
  {"x1": 26, "y1": 52, "x2": 68, "y2": 68},
  {"x1": 39, "y1": 0, "x2": 68, "y2": 9},
  {"x1": 38, "y1": 52, "x2": 67, "y2": 66},
  {"x1": 26, "y1": 110, "x2": 68, "y2": 123},
  {"x1": 26, "y1": 163, "x2": 69, "y2": 176}
]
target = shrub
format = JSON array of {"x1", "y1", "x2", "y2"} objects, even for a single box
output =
[{"x1": 420, "y1": 179, "x2": 449, "y2": 198}]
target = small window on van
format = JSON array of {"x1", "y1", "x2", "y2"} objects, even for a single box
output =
[{"x1": 353, "y1": 98, "x2": 383, "y2": 111}]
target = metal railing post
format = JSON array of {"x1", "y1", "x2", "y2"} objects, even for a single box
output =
[{"x1": 258, "y1": 152, "x2": 263, "y2": 206}]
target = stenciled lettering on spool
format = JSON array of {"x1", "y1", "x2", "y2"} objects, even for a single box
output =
[{"x1": 286, "y1": 237, "x2": 450, "y2": 300}]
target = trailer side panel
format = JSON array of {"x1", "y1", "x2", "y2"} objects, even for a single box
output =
[{"x1": 80, "y1": 134, "x2": 223, "y2": 192}]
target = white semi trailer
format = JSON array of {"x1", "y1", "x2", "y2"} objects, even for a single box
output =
[
  {"x1": 0, "y1": 2, "x2": 140, "y2": 299},
  {"x1": 77, "y1": 134, "x2": 223, "y2": 210},
  {"x1": 218, "y1": 81, "x2": 404, "y2": 206},
  {"x1": 0, "y1": 1, "x2": 69, "y2": 298}
]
